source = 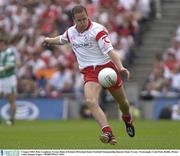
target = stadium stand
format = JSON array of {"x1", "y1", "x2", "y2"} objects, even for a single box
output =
[
  {"x1": 139, "y1": 0, "x2": 180, "y2": 99},
  {"x1": 135, "y1": 0, "x2": 180, "y2": 120}
]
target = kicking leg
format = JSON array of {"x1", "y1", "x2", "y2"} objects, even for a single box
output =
[{"x1": 109, "y1": 85, "x2": 135, "y2": 137}]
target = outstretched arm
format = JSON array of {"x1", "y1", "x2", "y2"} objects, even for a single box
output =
[
  {"x1": 42, "y1": 34, "x2": 69, "y2": 47},
  {"x1": 44, "y1": 36, "x2": 61, "y2": 45},
  {"x1": 43, "y1": 36, "x2": 64, "y2": 47}
]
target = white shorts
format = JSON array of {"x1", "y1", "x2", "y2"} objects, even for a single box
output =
[{"x1": 0, "y1": 75, "x2": 17, "y2": 94}]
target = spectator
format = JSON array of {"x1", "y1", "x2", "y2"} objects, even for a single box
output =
[
  {"x1": 140, "y1": 64, "x2": 166, "y2": 99},
  {"x1": 170, "y1": 64, "x2": 180, "y2": 93},
  {"x1": 45, "y1": 63, "x2": 73, "y2": 97},
  {"x1": 18, "y1": 65, "x2": 38, "y2": 97}
]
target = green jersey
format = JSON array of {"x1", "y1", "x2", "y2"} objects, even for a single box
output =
[{"x1": 0, "y1": 47, "x2": 16, "y2": 78}]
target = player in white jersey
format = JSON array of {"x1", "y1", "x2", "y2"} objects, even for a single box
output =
[
  {"x1": 43, "y1": 5, "x2": 135, "y2": 145},
  {"x1": 0, "y1": 33, "x2": 17, "y2": 125}
]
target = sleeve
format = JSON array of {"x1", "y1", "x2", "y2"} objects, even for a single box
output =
[
  {"x1": 96, "y1": 30, "x2": 114, "y2": 55},
  {"x1": 59, "y1": 30, "x2": 70, "y2": 44}
]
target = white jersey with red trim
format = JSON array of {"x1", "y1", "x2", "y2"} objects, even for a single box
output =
[{"x1": 59, "y1": 21, "x2": 113, "y2": 69}]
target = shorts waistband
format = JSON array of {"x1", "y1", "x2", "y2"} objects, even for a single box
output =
[{"x1": 81, "y1": 61, "x2": 112, "y2": 71}]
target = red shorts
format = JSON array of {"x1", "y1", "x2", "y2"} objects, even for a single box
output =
[{"x1": 80, "y1": 61, "x2": 123, "y2": 91}]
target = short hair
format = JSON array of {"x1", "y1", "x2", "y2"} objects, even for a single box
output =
[{"x1": 71, "y1": 5, "x2": 88, "y2": 19}]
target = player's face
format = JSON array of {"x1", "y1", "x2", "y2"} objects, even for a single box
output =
[{"x1": 73, "y1": 11, "x2": 89, "y2": 32}]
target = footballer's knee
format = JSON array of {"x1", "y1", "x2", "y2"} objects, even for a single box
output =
[
  {"x1": 85, "y1": 98, "x2": 99, "y2": 110},
  {"x1": 123, "y1": 99, "x2": 130, "y2": 106}
]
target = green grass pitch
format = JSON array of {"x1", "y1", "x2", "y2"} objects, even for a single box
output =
[{"x1": 0, "y1": 120, "x2": 179, "y2": 149}]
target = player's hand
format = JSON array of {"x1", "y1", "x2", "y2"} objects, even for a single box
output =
[
  {"x1": 119, "y1": 67, "x2": 130, "y2": 80},
  {"x1": 42, "y1": 37, "x2": 51, "y2": 47}
]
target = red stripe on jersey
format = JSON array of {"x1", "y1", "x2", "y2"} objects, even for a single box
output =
[
  {"x1": 96, "y1": 31, "x2": 108, "y2": 41},
  {"x1": 66, "y1": 30, "x2": 70, "y2": 42}
]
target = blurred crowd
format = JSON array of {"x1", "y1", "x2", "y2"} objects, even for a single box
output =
[
  {"x1": 140, "y1": 25, "x2": 180, "y2": 99},
  {"x1": 0, "y1": 0, "x2": 156, "y2": 98}
]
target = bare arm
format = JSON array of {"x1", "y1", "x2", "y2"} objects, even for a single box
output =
[
  {"x1": 42, "y1": 36, "x2": 68, "y2": 47},
  {"x1": 44, "y1": 36, "x2": 61, "y2": 44},
  {"x1": 108, "y1": 50, "x2": 130, "y2": 80}
]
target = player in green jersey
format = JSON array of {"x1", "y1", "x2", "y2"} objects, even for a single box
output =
[{"x1": 0, "y1": 33, "x2": 17, "y2": 125}]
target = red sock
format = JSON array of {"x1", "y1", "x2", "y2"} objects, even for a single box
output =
[
  {"x1": 102, "y1": 126, "x2": 112, "y2": 133},
  {"x1": 122, "y1": 113, "x2": 132, "y2": 123}
]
